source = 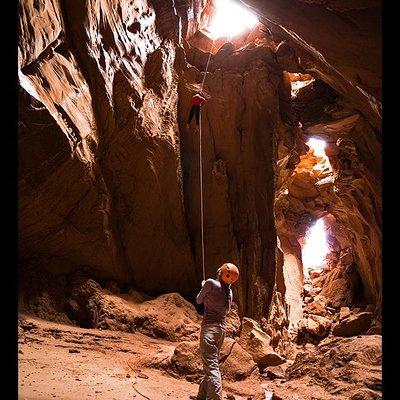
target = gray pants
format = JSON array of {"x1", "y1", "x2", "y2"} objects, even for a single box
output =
[{"x1": 197, "y1": 325, "x2": 225, "y2": 400}]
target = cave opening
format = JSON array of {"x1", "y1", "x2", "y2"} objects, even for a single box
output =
[
  {"x1": 307, "y1": 138, "x2": 333, "y2": 174},
  {"x1": 300, "y1": 218, "x2": 329, "y2": 278},
  {"x1": 288, "y1": 72, "x2": 315, "y2": 99},
  {"x1": 203, "y1": 0, "x2": 259, "y2": 40}
]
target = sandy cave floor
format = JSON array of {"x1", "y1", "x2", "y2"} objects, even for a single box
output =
[{"x1": 18, "y1": 315, "x2": 266, "y2": 400}]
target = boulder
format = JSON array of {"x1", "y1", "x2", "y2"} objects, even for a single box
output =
[
  {"x1": 68, "y1": 280, "x2": 201, "y2": 341},
  {"x1": 308, "y1": 287, "x2": 322, "y2": 297},
  {"x1": 333, "y1": 312, "x2": 373, "y2": 337},
  {"x1": 299, "y1": 314, "x2": 331, "y2": 338},
  {"x1": 305, "y1": 295, "x2": 327, "y2": 316},
  {"x1": 350, "y1": 388, "x2": 382, "y2": 400},
  {"x1": 224, "y1": 303, "x2": 241, "y2": 338},
  {"x1": 304, "y1": 296, "x2": 312, "y2": 304},
  {"x1": 366, "y1": 323, "x2": 382, "y2": 335},
  {"x1": 171, "y1": 337, "x2": 258, "y2": 382},
  {"x1": 239, "y1": 318, "x2": 285, "y2": 368},
  {"x1": 320, "y1": 263, "x2": 360, "y2": 308},
  {"x1": 288, "y1": 172, "x2": 319, "y2": 199},
  {"x1": 262, "y1": 363, "x2": 288, "y2": 380},
  {"x1": 171, "y1": 341, "x2": 202, "y2": 376},
  {"x1": 287, "y1": 335, "x2": 381, "y2": 397},
  {"x1": 220, "y1": 338, "x2": 258, "y2": 380},
  {"x1": 309, "y1": 270, "x2": 322, "y2": 279},
  {"x1": 339, "y1": 307, "x2": 351, "y2": 320},
  {"x1": 311, "y1": 275, "x2": 325, "y2": 288},
  {"x1": 67, "y1": 278, "x2": 103, "y2": 327}
]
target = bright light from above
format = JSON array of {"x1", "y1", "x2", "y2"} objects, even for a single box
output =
[
  {"x1": 206, "y1": 0, "x2": 259, "y2": 40},
  {"x1": 307, "y1": 137, "x2": 333, "y2": 172},
  {"x1": 307, "y1": 138, "x2": 326, "y2": 158},
  {"x1": 302, "y1": 219, "x2": 329, "y2": 271},
  {"x1": 290, "y1": 77, "x2": 315, "y2": 98}
]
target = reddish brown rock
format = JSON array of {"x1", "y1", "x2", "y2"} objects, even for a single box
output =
[
  {"x1": 320, "y1": 263, "x2": 361, "y2": 308},
  {"x1": 224, "y1": 302, "x2": 241, "y2": 338},
  {"x1": 67, "y1": 279, "x2": 201, "y2": 341},
  {"x1": 305, "y1": 296, "x2": 327, "y2": 316},
  {"x1": 18, "y1": 0, "x2": 284, "y2": 319},
  {"x1": 309, "y1": 270, "x2": 322, "y2": 279},
  {"x1": 220, "y1": 338, "x2": 258, "y2": 380},
  {"x1": 339, "y1": 307, "x2": 351, "y2": 320},
  {"x1": 239, "y1": 318, "x2": 286, "y2": 368},
  {"x1": 262, "y1": 364, "x2": 287, "y2": 380},
  {"x1": 333, "y1": 312, "x2": 373, "y2": 337},
  {"x1": 340, "y1": 250, "x2": 355, "y2": 266},
  {"x1": 311, "y1": 275, "x2": 325, "y2": 288},
  {"x1": 243, "y1": 0, "x2": 381, "y2": 129},
  {"x1": 171, "y1": 341, "x2": 202, "y2": 376},
  {"x1": 288, "y1": 172, "x2": 319, "y2": 199},
  {"x1": 286, "y1": 335, "x2": 381, "y2": 398},
  {"x1": 298, "y1": 314, "x2": 331, "y2": 338},
  {"x1": 18, "y1": 0, "x2": 382, "y2": 344}
]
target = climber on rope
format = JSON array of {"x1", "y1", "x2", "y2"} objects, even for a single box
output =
[
  {"x1": 187, "y1": 92, "x2": 206, "y2": 129},
  {"x1": 194, "y1": 263, "x2": 239, "y2": 400}
]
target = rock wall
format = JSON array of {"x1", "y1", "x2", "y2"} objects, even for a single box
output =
[
  {"x1": 177, "y1": 43, "x2": 283, "y2": 316},
  {"x1": 272, "y1": 76, "x2": 381, "y2": 331},
  {"x1": 18, "y1": 0, "x2": 280, "y2": 317},
  {"x1": 19, "y1": 0, "x2": 197, "y2": 297},
  {"x1": 18, "y1": 0, "x2": 381, "y2": 321},
  {"x1": 242, "y1": 0, "x2": 382, "y2": 130}
]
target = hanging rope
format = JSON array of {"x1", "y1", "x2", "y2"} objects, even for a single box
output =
[
  {"x1": 198, "y1": 40, "x2": 215, "y2": 282},
  {"x1": 199, "y1": 112, "x2": 206, "y2": 282},
  {"x1": 200, "y1": 40, "x2": 215, "y2": 93}
]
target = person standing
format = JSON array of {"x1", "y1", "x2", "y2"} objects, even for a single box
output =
[{"x1": 195, "y1": 263, "x2": 239, "y2": 400}]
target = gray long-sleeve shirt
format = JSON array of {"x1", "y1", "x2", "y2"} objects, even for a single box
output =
[{"x1": 196, "y1": 278, "x2": 233, "y2": 327}]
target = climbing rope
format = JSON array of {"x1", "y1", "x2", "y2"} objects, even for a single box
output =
[
  {"x1": 198, "y1": 40, "x2": 215, "y2": 282},
  {"x1": 200, "y1": 40, "x2": 215, "y2": 93},
  {"x1": 199, "y1": 112, "x2": 205, "y2": 281}
]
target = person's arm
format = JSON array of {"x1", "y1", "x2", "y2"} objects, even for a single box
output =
[{"x1": 196, "y1": 279, "x2": 213, "y2": 304}]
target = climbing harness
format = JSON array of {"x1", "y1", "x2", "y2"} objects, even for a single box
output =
[{"x1": 198, "y1": 40, "x2": 215, "y2": 282}]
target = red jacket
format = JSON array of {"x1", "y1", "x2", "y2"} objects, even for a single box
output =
[{"x1": 191, "y1": 94, "x2": 206, "y2": 106}]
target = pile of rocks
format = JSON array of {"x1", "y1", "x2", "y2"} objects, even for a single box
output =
[
  {"x1": 297, "y1": 248, "x2": 380, "y2": 343},
  {"x1": 170, "y1": 317, "x2": 289, "y2": 382}
]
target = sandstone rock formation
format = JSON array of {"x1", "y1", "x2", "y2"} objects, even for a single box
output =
[
  {"x1": 286, "y1": 335, "x2": 382, "y2": 398},
  {"x1": 243, "y1": 0, "x2": 381, "y2": 129},
  {"x1": 332, "y1": 311, "x2": 373, "y2": 337},
  {"x1": 170, "y1": 336, "x2": 258, "y2": 382},
  {"x1": 19, "y1": 0, "x2": 199, "y2": 300},
  {"x1": 19, "y1": 0, "x2": 381, "y2": 323},
  {"x1": 19, "y1": 0, "x2": 284, "y2": 318},
  {"x1": 239, "y1": 318, "x2": 286, "y2": 369},
  {"x1": 18, "y1": 1, "x2": 381, "y2": 397}
]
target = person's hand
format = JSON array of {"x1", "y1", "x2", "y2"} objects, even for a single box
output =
[{"x1": 201, "y1": 280, "x2": 206, "y2": 287}]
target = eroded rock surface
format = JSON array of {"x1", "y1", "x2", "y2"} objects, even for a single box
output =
[{"x1": 18, "y1": 1, "x2": 381, "y2": 397}]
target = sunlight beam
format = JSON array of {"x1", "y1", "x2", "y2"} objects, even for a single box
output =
[
  {"x1": 206, "y1": 0, "x2": 259, "y2": 40},
  {"x1": 302, "y1": 219, "x2": 329, "y2": 272}
]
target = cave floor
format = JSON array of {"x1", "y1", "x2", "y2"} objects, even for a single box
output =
[{"x1": 18, "y1": 316, "x2": 264, "y2": 400}]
